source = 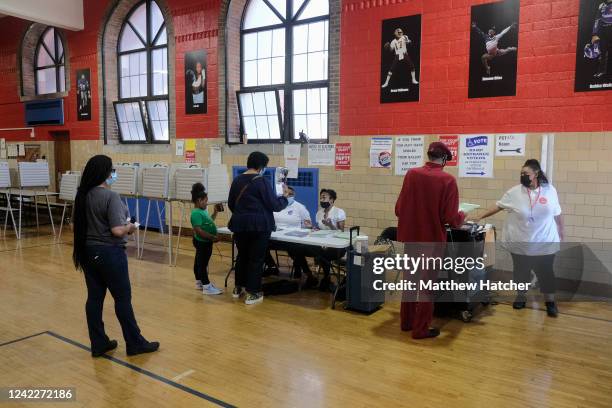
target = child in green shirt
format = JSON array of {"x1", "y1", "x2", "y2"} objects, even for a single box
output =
[{"x1": 191, "y1": 183, "x2": 223, "y2": 295}]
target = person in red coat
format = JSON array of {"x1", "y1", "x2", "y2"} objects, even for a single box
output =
[{"x1": 395, "y1": 142, "x2": 465, "y2": 339}]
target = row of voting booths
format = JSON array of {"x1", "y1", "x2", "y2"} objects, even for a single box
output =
[
  {"x1": 1, "y1": 160, "x2": 230, "y2": 266},
  {"x1": 111, "y1": 163, "x2": 230, "y2": 264}
]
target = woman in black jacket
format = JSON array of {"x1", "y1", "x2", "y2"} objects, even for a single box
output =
[{"x1": 228, "y1": 152, "x2": 288, "y2": 305}]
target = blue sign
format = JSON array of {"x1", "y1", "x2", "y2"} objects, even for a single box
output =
[{"x1": 466, "y1": 136, "x2": 488, "y2": 148}]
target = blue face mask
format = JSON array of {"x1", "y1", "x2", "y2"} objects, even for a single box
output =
[
  {"x1": 287, "y1": 197, "x2": 295, "y2": 206},
  {"x1": 106, "y1": 171, "x2": 117, "y2": 186}
]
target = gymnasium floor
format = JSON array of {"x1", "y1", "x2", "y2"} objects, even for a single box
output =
[{"x1": 1, "y1": 228, "x2": 611, "y2": 408}]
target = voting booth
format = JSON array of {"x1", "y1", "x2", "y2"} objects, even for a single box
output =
[
  {"x1": 0, "y1": 161, "x2": 17, "y2": 238},
  {"x1": 15, "y1": 161, "x2": 56, "y2": 237},
  {"x1": 57, "y1": 172, "x2": 81, "y2": 239}
]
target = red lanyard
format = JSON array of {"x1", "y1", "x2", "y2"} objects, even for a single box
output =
[{"x1": 526, "y1": 187, "x2": 541, "y2": 220}]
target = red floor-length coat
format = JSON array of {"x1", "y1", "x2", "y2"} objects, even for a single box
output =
[{"x1": 395, "y1": 162, "x2": 465, "y2": 338}]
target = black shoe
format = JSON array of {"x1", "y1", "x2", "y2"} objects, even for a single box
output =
[
  {"x1": 302, "y1": 276, "x2": 319, "y2": 290},
  {"x1": 92, "y1": 339, "x2": 118, "y2": 357},
  {"x1": 545, "y1": 302, "x2": 558, "y2": 318},
  {"x1": 414, "y1": 328, "x2": 440, "y2": 339},
  {"x1": 513, "y1": 295, "x2": 526, "y2": 309},
  {"x1": 127, "y1": 341, "x2": 160, "y2": 356}
]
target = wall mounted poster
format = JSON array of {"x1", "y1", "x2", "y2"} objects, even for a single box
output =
[
  {"x1": 380, "y1": 15, "x2": 422, "y2": 103},
  {"x1": 185, "y1": 50, "x2": 207, "y2": 114},
  {"x1": 438, "y1": 135, "x2": 459, "y2": 166},
  {"x1": 395, "y1": 136, "x2": 424, "y2": 176},
  {"x1": 335, "y1": 143, "x2": 351, "y2": 170},
  {"x1": 76, "y1": 69, "x2": 91, "y2": 121},
  {"x1": 575, "y1": 0, "x2": 612, "y2": 92},
  {"x1": 496, "y1": 133, "x2": 525, "y2": 156},
  {"x1": 459, "y1": 135, "x2": 494, "y2": 178},
  {"x1": 468, "y1": 0, "x2": 520, "y2": 98},
  {"x1": 370, "y1": 137, "x2": 393, "y2": 168}
]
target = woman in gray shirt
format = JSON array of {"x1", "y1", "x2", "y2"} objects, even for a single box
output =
[{"x1": 73, "y1": 155, "x2": 159, "y2": 357}]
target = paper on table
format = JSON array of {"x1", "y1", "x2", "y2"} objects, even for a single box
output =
[{"x1": 459, "y1": 203, "x2": 481, "y2": 213}]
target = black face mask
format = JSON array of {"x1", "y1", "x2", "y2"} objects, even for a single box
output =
[
  {"x1": 520, "y1": 174, "x2": 532, "y2": 188},
  {"x1": 320, "y1": 201, "x2": 331, "y2": 209}
]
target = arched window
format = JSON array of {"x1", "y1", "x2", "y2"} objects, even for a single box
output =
[
  {"x1": 34, "y1": 27, "x2": 66, "y2": 95},
  {"x1": 239, "y1": 0, "x2": 329, "y2": 142},
  {"x1": 114, "y1": 0, "x2": 169, "y2": 143}
]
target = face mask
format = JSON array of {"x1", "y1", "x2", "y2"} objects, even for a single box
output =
[
  {"x1": 287, "y1": 197, "x2": 295, "y2": 206},
  {"x1": 107, "y1": 172, "x2": 117, "y2": 186},
  {"x1": 520, "y1": 174, "x2": 531, "y2": 188},
  {"x1": 320, "y1": 201, "x2": 331, "y2": 209}
]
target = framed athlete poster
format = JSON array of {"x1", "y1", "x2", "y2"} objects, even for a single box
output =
[
  {"x1": 380, "y1": 15, "x2": 422, "y2": 103},
  {"x1": 185, "y1": 50, "x2": 207, "y2": 114},
  {"x1": 575, "y1": 0, "x2": 612, "y2": 92},
  {"x1": 468, "y1": 0, "x2": 520, "y2": 99},
  {"x1": 76, "y1": 69, "x2": 91, "y2": 121}
]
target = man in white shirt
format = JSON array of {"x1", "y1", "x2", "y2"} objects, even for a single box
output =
[
  {"x1": 314, "y1": 189, "x2": 347, "y2": 291},
  {"x1": 274, "y1": 187, "x2": 312, "y2": 229}
]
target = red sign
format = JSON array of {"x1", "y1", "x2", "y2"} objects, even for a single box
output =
[
  {"x1": 335, "y1": 143, "x2": 351, "y2": 170},
  {"x1": 185, "y1": 151, "x2": 196, "y2": 163},
  {"x1": 438, "y1": 135, "x2": 459, "y2": 166}
]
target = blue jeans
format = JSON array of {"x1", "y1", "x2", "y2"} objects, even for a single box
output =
[{"x1": 83, "y1": 245, "x2": 146, "y2": 352}]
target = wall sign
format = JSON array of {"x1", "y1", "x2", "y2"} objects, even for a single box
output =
[
  {"x1": 459, "y1": 135, "x2": 494, "y2": 178},
  {"x1": 395, "y1": 136, "x2": 424, "y2": 176},
  {"x1": 438, "y1": 135, "x2": 459, "y2": 166},
  {"x1": 76, "y1": 69, "x2": 91, "y2": 121},
  {"x1": 495, "y1": 133, "x2": 525, "y2": 156},
  {"x1": 335, "y1": 143, "x2": 351, "y2": 170}
]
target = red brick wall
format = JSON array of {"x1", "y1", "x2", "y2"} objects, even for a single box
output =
[
  {"x1": 0, "y1": 0, "x2": 219, "y2": 142},
  {"x1": 339, "y1": 0, "x2": 612, "y2": 135}
]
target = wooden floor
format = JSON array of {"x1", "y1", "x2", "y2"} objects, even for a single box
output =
[{"x1": 1, "y1": 227, "x2": 611, "y2": 408}]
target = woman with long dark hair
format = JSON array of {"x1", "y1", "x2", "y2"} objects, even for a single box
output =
[
  {"x1": 73, "y1": 155, "x2": 159, "y2": 357},
  {"x1": 477, "y1": 159, "x2": 564, "y2": 317}
]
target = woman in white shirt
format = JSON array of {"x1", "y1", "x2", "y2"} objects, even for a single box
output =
[
  {"x1": 477, "y1": 159, "x2": 564, "y2": 317},
  {"x1": 314, "y1": 189, "x2": 347, "y2": 291}
]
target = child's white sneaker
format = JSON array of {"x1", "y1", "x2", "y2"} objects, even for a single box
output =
[
  {"x1": 203, "y1": 283, "x2": 223, "y2": 295},
  {"x1": 195, "y1": 280, "x2": 203, "y2": 290}
]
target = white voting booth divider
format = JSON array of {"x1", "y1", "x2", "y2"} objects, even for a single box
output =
[
  {"x1": 0, "y1": 161, "x2": 18, "y2": 238},
  {"x1": 139, "y1": 164, "x2": 171, "y2": 260},
  {"x1": 17, "y1": 161, "x2": 56, "y2": 238},
  {"x1": 57, "y1": 172, "x2": 80, "y2": 239},
  {"x1": 111, "y1": 164, "x2": 142, "y2": 254}
]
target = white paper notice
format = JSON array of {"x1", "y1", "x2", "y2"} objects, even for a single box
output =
[
  {"x1": 395, "y1": 136, "x2": 424, "y2": 176},
  {"x1": 459, "y1": 135, "x2": 494, "y2": 178},
  {"x1": 7, "y1": 144, "x2": 18, "y2": 157},
  {"x1": 175, "y1": 140, "x2": 185, "y2": 156},
  {"x1": 496, "y1": 134, "x2": 526, "y2": 156},
  {"x1": 284, "y1": 144, "x2": 301, "y2": 179},
  {"x1": 308, "y1": 144, "x2": 335, "y2": 166},
  {"x1": 0, "y1": 149, "x2": 6, "y2": 159},
  {"x1": 17, "y1": 143, "x2": 25, "y2": 156},
  {"x1": 0, "y1": 138, "x2": 5, "y2": 149},
  {"x1": 370, "y1": 137, "x2": 393, "y2": 168},
  {"x1": 210, "y1": 146, "x2": 222, "y2": 165}
]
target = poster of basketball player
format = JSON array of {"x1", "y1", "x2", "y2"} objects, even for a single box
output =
[
  {"x1": 76, "y1": 68, "x2": 91, "y2": 121},
  {"x1": 380, "y1": 15, "x2": 421, "y2": 103},
  {"x1": 468, "y1": 0, "x2": 520, "y2": 99},
  {"x1": 575, "y1": 0, "x2": 612, "y2": 92},
  {"x1": 185, "y1": 50, "x2": 207, "y2": 114}
]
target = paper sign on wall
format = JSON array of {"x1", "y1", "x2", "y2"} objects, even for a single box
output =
[
  {"x1": 284, "y1": 144, "x2": 301, "y2": 179},
  {"x1": 438, "y1": 135, "x2": 459, "y2": 166},
  {"x1": 17, "y1": 143, "x2": 25, "y2": 157},
  {"x1": 184, "y1": 139, "x2": 196, "y2": 163},
  {"x1": 395, "y1": 136, "x2": 424, "y2": 176},
  {"x1": 459, "y1": 135, "x2": 494, "y2": 178},
  {"x1": 175, "y1": 140, "x2": 185, "y2": 156},
  {"x1": 496, "y1": 134, "x2": 526, "y2": 156},
  {"x1": 370, "y1": 137, "x2": 393, "y2": 168},
  {"x1": 335, "y1": 143, "x2": 351, "y2": 170},
  {"x1": 210, "y1": 146, "x2": 222, "y2": 165},
  {"x1": 308, "y1": 144, "x2": 335, "y2": 166}
]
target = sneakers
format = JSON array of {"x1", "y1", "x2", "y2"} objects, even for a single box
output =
[
  {"x1": 245, "y1": 292, "x2": 263, "y2": 305},
  {"x1": 545, "y1": 301, "x2": 558, "y2": 318},
  {"x1": 202, "y1": 283, "x2": 223, "y2": 295},
  {"x1": 127, "y1": 341, "x2": 160, "y2": 356},
  {"x1": 91, "y1": 339, "x2": 117, "y2": 357},
  {"x1": 232, "y1": 286, "x2": 245, "y2": 299},
  {"x1": 195, "y1": 280, "x2": 203, "y2": 290}
]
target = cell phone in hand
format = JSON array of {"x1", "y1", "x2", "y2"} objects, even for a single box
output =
[{"x1": 214, "y1": 203, "x2": 224, "y2": 212}]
